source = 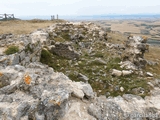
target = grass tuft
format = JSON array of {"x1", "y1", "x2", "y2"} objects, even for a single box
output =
[
  {"x1": 40, "y1": 49, "x2": 52, "y2": 63},
  {"x1": 5, "y1": 45, "x2": 19, "y2": 55}
]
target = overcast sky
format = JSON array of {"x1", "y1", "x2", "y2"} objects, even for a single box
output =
[{"x1": 1, "y1": 0, "x2": 160, "y2": 16}]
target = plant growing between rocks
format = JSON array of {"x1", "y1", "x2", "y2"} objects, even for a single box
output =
[
  {"x1": 4, "y1": 45, "x2": 19, "y2": 55},
  {"x1": 40, "y1": 49, "x2": 52, "y2": 64}
]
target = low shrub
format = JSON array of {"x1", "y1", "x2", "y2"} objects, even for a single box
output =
[
  {"x1": 40, "y1": 49, "x2": 52, "y2": 64},
  {"x1": 5, "y1": 45, "x2": 19, "y2": 55}
]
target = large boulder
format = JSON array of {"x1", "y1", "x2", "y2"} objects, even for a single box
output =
[
  {"x1": 0, "y1": 63, "x2": 94, "y2": 119},
  {"x1": 30, "y1": 30, "x2": 49, "y2": 45},
  {"x1": 88, "y1": 96, "x2": 125, "y2": 120},
  {"x1": 88, "y1": 89, "x2": 160, "y2": 120}
]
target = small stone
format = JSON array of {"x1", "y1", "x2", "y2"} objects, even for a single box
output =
[
  {"x1": 114, "y1": 86, "x2": 119, "y2": 91},
  {"x1": 146, "y1": 72, "x2": 153, "y2": 77},
  {"x1": 111, "y1": 69, "x2": 122, "y2": 77},
  {"x1": 78, "y1": 73, "x2": 89, "y2": 83},
  {"x1": 120, "y1": 87, "x2": 124, "y2": 92},
  {"x1": 122, "y1": 70, "x2": 133, "y2": 76},
  {"x1": 105, "y1": 92, "x2": 110, "y2": 97},
  {"x1": 72, "y1": 89, "x2": 84, "y2": 99},
  {"x1": 9, "y1": 53, "x2": 19, "y2": 65}
]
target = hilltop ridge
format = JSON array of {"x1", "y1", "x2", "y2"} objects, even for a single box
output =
[{"x1": 0, "y1": 21, "x2": 160, "y2": 119}]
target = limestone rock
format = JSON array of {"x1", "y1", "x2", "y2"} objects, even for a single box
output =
[
  {"x1": 88, "y1": 97, "x2": 125, "y2": 120},
  {"x1": 1, "y1": 21, "x2": 160, "y2": 120},
  {"x1": 112, "y1": 69, "x2": 122, "y2": 77},
  {"x1": 146, "y1": 72, "x2": 154, "y2": 77},
  {"x1": 120, "y1": 87, "x2": 124, "y2": 92},
  {"x1": 88, "y1": 58, "x2": 106, "y2": 65},
  {"x1": 60, "y1": 99, "x2": 96, "y2": 120},
  {"x1": 30, "y1": 30, "x2": 49, "y2": 45},
  {"x1": 121, "y1": 36, "x2": 149, "y2": 70},
  {"x1": 122, "y1": 70, "x2": 133, "y2": 76},
  {"x1": 0, "y1": 63, "x2": 94, "y2": 119},
  {"x1": 78, "y1": 73, "x2": 89, "y2": 83},
  {"x1": 0, "y1": 34, "x2": 42, "y2": 67},
  {"x1": 50, "y1": 42, "x2": 80, "y2": 60}
]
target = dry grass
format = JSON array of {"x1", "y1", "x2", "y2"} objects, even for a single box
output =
[
  {"x1": 95, "y1": 19, "x2": 160, "y2": 40},
  {"x1": 144, "y1": 46, "x2": 160, "y2": 77},
  {"x1": 107, "y1": 32, "x2": 127, "y2": 44},
  {"x1": 111, "y1": 22, "x2": 142, "y2": 34},
  {"x1": 145, "y1": 46, "x2": 160, "y2": 62},
  {"x1": 0, "y1": 19, "x2": 65, "y2": 35}
]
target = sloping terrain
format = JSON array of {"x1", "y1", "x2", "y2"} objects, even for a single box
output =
[
  {"x1": 38, "y1": 22, "x2": 155, "y2": 98},
  {"x1": 0, "y1": 21, "x2": 160, "y2": 119}
]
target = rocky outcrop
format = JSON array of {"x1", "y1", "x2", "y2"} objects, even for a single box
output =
[
  {"x1": 1, "y1": 21, "x2": 160, "y2": 120},
  {"x1": 49, "y1": 42, "x2": 80, "y2": 60},
  {"x1": 62, "y1": 87, "x2": 160, "y2": 120},
  {"x1": 120, "y1": 36, "x2": 149, "y2": 70},
  {"x1": 88, "y1": 96, "x2": 125, "y2": 120},
  {"x1": 88, "y1": 88, "x2": 160, "y2": 120},
  {"x1": 0, "y1": 62, "x2": 94, "y2": 119},
  {"x1": 30, "y1": 29, "x2": 50, "y2": 45},
  {"x1": 0, "y1": 34, "x2": 42, "y2": 67}
]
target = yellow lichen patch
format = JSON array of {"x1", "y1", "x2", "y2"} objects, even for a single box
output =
[
  {"x1": 0, "y1": 72, "x2": 3, "y2": 77},
  {"x1": 23, "y1": 74, "x2": 31, "y2": 85},
  {"x1": 142, "y1": 36, "x2": 148, "y2": 41},
  {"x1": 57, "y1": 101, "x2": 61, "y2": 106}
]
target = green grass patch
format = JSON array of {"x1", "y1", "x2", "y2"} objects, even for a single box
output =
[
  {"x1": 5, "y1": 45, "x2": 19, "y2": 55},
  {"x1": 61, "y1": 32, "x2": 70, "y2": 41},
  {"x1": 40, "y1": 49, "x2": 52, "y2": 64},
  {"x1": 106, "y1": 57, "x2": 122, "y2": 71},
  {"x1": 92, "y1": 52, "x2": 104, "y2": 58}
]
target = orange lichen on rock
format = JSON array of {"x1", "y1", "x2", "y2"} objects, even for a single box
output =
[
  {"x1": 24, "y1": 74, "x2": 31, "y2": 85},
  {"x1": 49, "y1": 100, "x2": 61, "y2": 106},
  {"x1": 0, "y1": 72, "x2": 3, "y2": 77},
  {"x1": 57, "y1": 101, "x2": 61, "y2": 106}
]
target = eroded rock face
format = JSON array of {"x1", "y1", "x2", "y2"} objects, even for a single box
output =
[
  {"x1": 120, "y1": 36, "x2": 149, "y2": 70},
  {"x1": 0, "y1": 34, "x2": 42, "y2": 67},
  {"x1": 50, "y1": 42, "x2": 80, "y2": 60},
  {"x1": 30, "y1": 30, "x2": 49, "y2": 45},
  {"x1": 88, "y1": 88, "x2": 160, "y2": 120},
  {"x1": 88, "y1": 96, "x2": 125, "y2": 120},
  {"x1": 0, "y1": 62, "x2": 94, "y2": 119}
]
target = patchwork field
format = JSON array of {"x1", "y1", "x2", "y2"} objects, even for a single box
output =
[{"x1": 94, "y1": 19, "x2": 160, "y2": 40}]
